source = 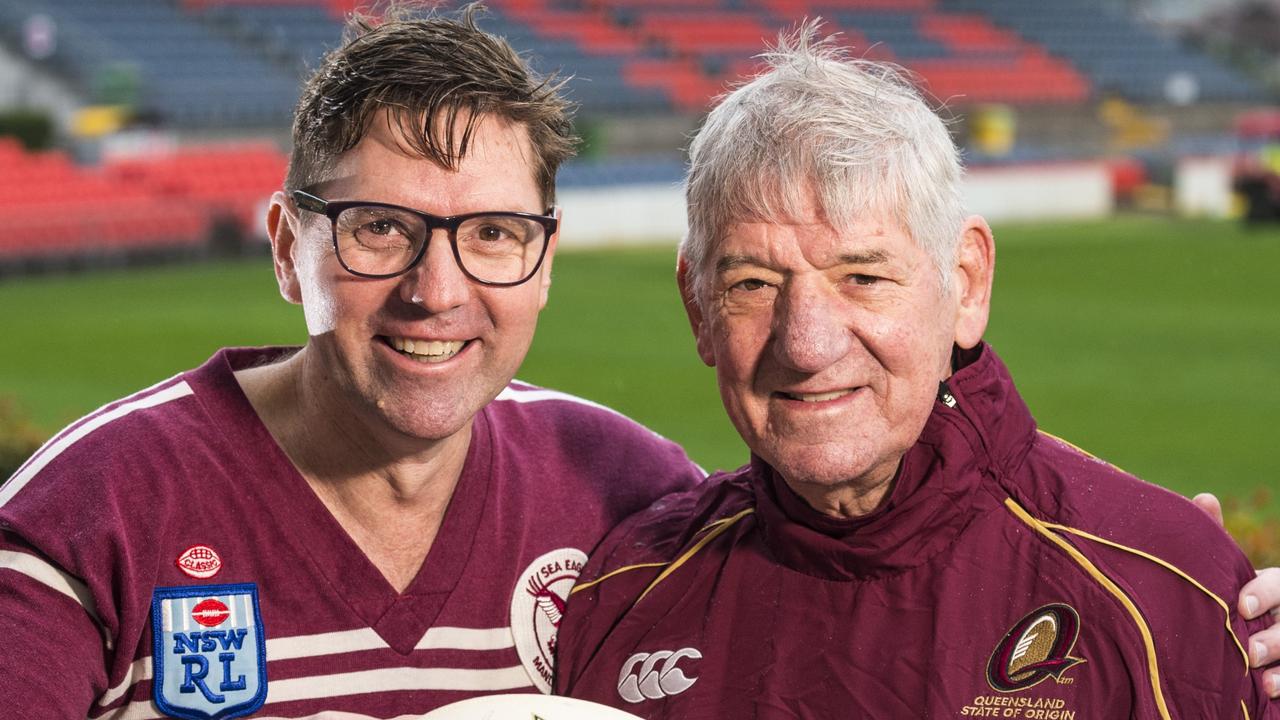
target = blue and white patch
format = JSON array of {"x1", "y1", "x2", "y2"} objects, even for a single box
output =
[{"x1": 151, "y1": 583, "x2": 267, "y2": 720}]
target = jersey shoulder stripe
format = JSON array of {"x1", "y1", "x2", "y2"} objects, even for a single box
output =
[
  {"x1": 1040, "y1": 520, "x2": 1250, "y2": 673},
  {"x1": 1004, "y1": 497, "x2": 1173, "y2": 720},
  {"x1": 496, "y1": 382, "x2": 624, "y2": 419},
  {"x1": 494, "y1": 382, "x2": 707, "y2": 477},
  {"x1": 1023, "y1": 432, "x2": 1250, "y2": 674},
  {"x1": 1035, "y1": 429, "x2": 1130, "y2": 475},
  {"x1": 1, "y1": 377, "x2": 193, "y2": 508},
  {"x1": 573, "y1": 508, "x2": 755, "y2": 600}
]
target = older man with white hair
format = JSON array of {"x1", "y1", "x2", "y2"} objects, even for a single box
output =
[{"x1": 555, "y1": 28, "x2": 1279, "y2": 719}]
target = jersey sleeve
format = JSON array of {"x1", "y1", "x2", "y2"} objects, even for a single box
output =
[
  {"x1": 555, "y1": 474, "x2": 749, "y2": 697},
  {"x1": 0, "y1": 532, "x2": 108, "y2": 715},
  {"x1": 1179, "y1": 548, "x2": 1278, "y2": 718},
  {"x1": 0, "y1": 397, "x2": 175, "y2": 716},
  {"x1": 563, "y1": 403, "x2": 707, "y2": 519},
  {"x1": 1239, "y1": 564, "x2": 1279, "y2": 719},
  {"x1": 555, "y1": 501, "x2": 675, "y2": 696},
  {"x1": 1016, "y1": 435, "x2": 1279, "y2": 716},
  {"x1": 1089, "y1": 521, "x2": 1275, "y2": 717}
]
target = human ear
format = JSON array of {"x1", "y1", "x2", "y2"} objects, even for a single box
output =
[
  {"x1": 953, "y1": 215, "x2": 995, "y2": 349},
  {"x1": 677, "y1": 253, "x2": 716, "y2": 367},
  {"x1": 267, "y1": 191, "x2": 303, "y2": 305}
]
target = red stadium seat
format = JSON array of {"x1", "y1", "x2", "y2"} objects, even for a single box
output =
[
  {"x1": 637, "y1": 13, "x2": 774, "y2": 53},
  {"x1": 0, "y1": 140, "x2": 284, "y2": 259},
  {"x1": 917, "y1": 14, "x2": 1022, "y2": 54}
]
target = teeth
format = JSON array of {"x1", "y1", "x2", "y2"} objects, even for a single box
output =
[
  {"x1": 390, "y1": 337, "x2": 465, "y2": 363},
  {"x1": 789, "y1": 389, "x2": 853, "y2": 403}
]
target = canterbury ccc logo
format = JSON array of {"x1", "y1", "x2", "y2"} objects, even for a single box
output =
[
  {"x1": 987, "y1": 604, "x2": 1085, "y2": 692},
  {"x1": 617, "y1": 648, "x2": 701, "y2": 703}
]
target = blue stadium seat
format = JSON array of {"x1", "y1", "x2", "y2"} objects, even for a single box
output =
[
  {"x1": 4, "y1": 0, "x2": 300, "y2": 127},
  {"x1": 942, "y1": 0, "x2": 1262, "y2": 102}
]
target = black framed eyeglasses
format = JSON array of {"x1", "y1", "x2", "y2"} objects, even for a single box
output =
[{"x1": 292, "y1": 190, "x2": 557, "y2": 286}]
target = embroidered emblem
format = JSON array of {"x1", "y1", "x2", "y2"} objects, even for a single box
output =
[
  {"x1": 151, "y1": 584, "x2": 267, "y2": 719},
  {"x1": 176, "y1": 545, "x2": 222, "y2": 579},
  {"x1": 510, "y1": 547, "x2": 587, "y2": 692},
  {"x1": 987, "y1": 603, "x2": 1085, "y2": 692},
  {"x1": 617, "y1": 648, "x2": 702, "y2": 703}
]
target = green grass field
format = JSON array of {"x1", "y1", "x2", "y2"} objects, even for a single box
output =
[{"x1": 2, "y1": 216, "x2": 1277, "y2": 516}]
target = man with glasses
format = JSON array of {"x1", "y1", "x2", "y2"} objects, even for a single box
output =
[{"x1": 0, "y1": 8, "x2": 700, "y2": 718}]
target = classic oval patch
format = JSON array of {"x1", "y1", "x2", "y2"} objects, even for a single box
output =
[{"x1": 176, "y1": 544, "x2": 223, "y2": 579}]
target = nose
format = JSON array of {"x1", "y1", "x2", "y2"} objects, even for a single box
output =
[
  {"x1": 398, "y1": 230, "x2": 470, "y2": 312},
  {"x1": 772, "y1": 280, "x2": 852, "y2": 374}
]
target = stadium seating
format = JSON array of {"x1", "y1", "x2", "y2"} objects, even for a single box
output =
[
  {"x1": 2, "y1": 0, "x2": 1255, "y2": 125},
  {"x1": 0, "y1": 0, "x2": 300, "y2": 127},
  {"x1": 0, "y1": 137, "x2": 284, "y2": 261},
  {"x1": 0, "y1": 0, "x2": 1265, "y2": 263},
  {"x1": 945, "y1": 0, "x2": 1260, "y2": 102}
]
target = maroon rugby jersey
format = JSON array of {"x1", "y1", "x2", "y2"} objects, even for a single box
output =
[
  {"x1": 557, "y1": 344, "x2": 1276, "y2": 719},
  {"x1": 0, "y1": 347, "x2": 703, "y2": 719}
]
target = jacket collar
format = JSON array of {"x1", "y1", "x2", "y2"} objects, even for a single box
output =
[{"x1": 751, "y1": 343, "x2": 1038, "y2": 580}]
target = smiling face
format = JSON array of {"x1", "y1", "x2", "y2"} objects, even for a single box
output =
[
  {"x1": 270, "y1": 111, "x2": 555, "y2": 443},
  {"x1": 681, "y1": 195, "x2": 992, "y2": 514}
]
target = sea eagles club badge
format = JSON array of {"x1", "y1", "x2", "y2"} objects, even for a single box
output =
[
  {"x1": 152, "y1": 583, "x2": 267, "y2": 719},
  {"x1": 511, "y1": 547, "x2": 587, "y2": 692}
]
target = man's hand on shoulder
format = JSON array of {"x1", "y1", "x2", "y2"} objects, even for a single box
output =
[
  {"x1": 1194, "y1": 493, "x2": 1280, "y2": 698},
  {"x1": 1241, "y1": 567, "x2": 1280, "y2": 698}
]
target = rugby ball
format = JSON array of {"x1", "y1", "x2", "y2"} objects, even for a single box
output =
[{"x1": 420, "y1": 694, "x2": 644, "y2": 719}]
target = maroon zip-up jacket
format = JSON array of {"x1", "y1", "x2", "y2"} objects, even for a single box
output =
[{"x1": 556, "y1": 344, "x2": 1275, "y2": 719}]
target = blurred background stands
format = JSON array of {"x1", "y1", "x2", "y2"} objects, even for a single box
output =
[{"x1": 0, "y1": 0, "x2": 1275, "y2": 268}]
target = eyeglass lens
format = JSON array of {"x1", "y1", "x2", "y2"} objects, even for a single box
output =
[{"x1": 334, "y1": 205, "x2": 547, "y2": 283}]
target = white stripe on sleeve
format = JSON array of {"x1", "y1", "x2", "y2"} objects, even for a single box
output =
[
  {"x1": 0, "y1": 549, "x2": 100, "y2": 623},
  {"x1": 1, "y1": 381, "x2": 195, "y2": 508}
]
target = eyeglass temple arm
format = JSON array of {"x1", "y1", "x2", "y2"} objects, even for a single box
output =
[{"x1": 292, "y1": 191, "x2": 328, "y2": 214}]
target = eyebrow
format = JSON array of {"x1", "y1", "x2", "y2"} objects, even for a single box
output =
[
  {"x1": 714, "y1": 249, "x2": 891, "y2": 274},
  {"x1": 839, "y1": 250, "x2": 890, "y2": 265},
  {"x1": 715, "y1": 254, "x2": 765, "y2": 274}
]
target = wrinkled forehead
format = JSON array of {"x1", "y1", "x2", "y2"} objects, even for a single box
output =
[{"x1": 704, "y1": 169, "x2": 913, "y2": 259}]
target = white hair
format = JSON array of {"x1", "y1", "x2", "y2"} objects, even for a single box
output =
[{"x1": 681, "y1": 21, "x2": 966, "y2": 292}]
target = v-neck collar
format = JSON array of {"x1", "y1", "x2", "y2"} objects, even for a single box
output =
[{"x1": 190, "y1": 347, "x2": 494, "y2": 654}]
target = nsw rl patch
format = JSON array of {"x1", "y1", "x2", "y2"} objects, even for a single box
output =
[
  {"x1": 510, "y1": 547, "x2": 588, "y2": 693},
  {"x1": 151, "y1": 584, "x2": 267, "y2": 720}
]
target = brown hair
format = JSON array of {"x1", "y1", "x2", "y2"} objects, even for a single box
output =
[{"x1": 286, "y1": 2, "x2": 577, "y2": 206}]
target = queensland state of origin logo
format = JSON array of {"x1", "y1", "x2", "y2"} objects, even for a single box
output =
[
  {"x1": 987, "y1": 603, "x2": 1085, "y2": 692},
  {"x1": 511, "y1": 547, "x2": 587, "y2": 692}
]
